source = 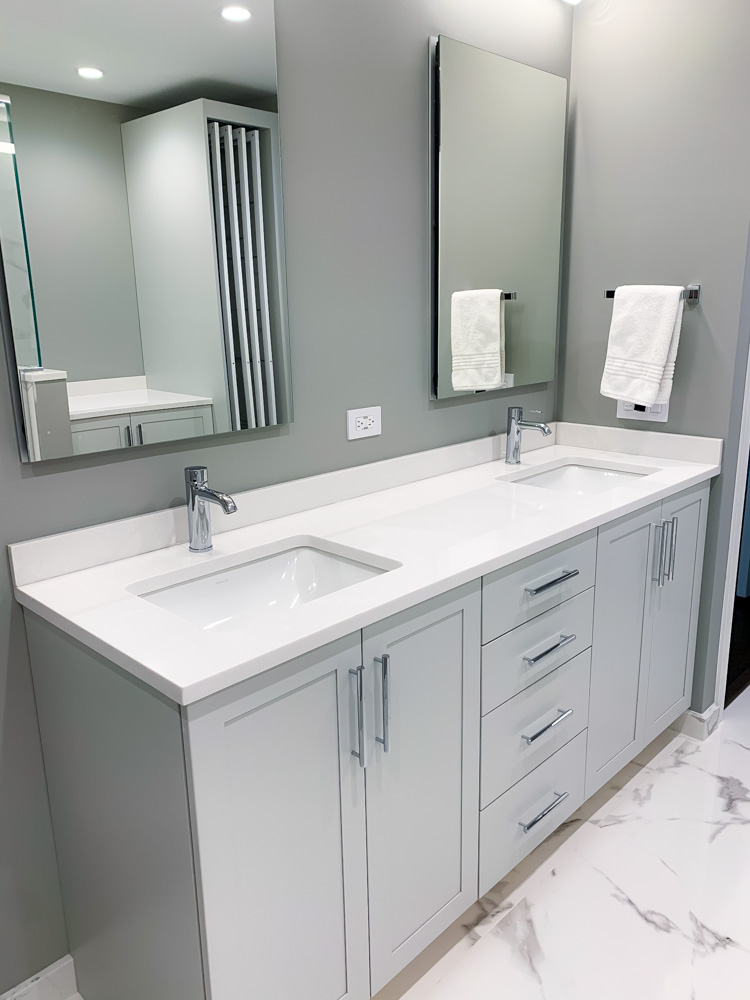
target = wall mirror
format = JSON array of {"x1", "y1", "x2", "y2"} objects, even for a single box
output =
[
  {"x1": 0, "y1": 0, "x2": 291, "y2": 462},
  {"x1": 431, "y1": 36, "x2": 567, "y2": 399}
]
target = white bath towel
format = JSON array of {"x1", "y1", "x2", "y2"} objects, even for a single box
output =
[
  {"x1": 451, "y1": 289, "x2": 505, "y2": 392},
  {"x1": 600, "y1": 285, "x2": 685, "y2": 407}
]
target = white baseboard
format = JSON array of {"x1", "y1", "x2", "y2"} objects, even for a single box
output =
[
  {"x1": 671, "y1": 703, "x2": 721, "y2": 741},
  {"x1": 1, "y1": 957, "x2": 78, "y2": 1000}
]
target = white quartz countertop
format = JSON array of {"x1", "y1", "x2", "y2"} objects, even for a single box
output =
[
  {"x1": 10, "y1": 426, "x2": 721, "y2": 705},
  {"x1": 68, "y1": 388, "x2": 213, "y2": 420}
]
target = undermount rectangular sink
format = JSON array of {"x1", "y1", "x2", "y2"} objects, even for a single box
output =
[
  {"x1": 506, "y1": 460, "x2": 655, "y2": 496},
  {"x1": 135, "y1": 537, "x2": 400, "y2": 632}
]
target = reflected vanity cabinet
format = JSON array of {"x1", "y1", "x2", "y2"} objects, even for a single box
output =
[
  {"x1": 25, "y1": 484, "x2": 709, "y2": 1000},
  {"x1": 71, "y1": 405, "x2": 214, "y2": 454}
]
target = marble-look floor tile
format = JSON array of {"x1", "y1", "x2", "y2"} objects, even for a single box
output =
[
  {"x1": 395, "y1": 691, "x2": 750, "y2": 1000},
  {"x1": 385, "y1": 760, "x2": 654, "y2": 1000}
]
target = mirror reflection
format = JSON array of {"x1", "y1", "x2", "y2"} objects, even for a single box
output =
[
  {"x1": 432, "y1": 36, "x2": 567, "y2": 399},
  {"x1": 0, "y1": 0, "x2": 291, "y2": 461}
]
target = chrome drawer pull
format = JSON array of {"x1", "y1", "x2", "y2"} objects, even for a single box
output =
[
  {"x1": 521, "y1": 708, "x2": 574, "y2": 745},
  {"x1": 349, "y1": 666, "x2": 367, "y2": 769},
  {"x1": 524, "y1": 568, "x2": 580, "y2": 597},
  {"x1": 523, "y1": 633, "x2": 576, "y2": 666},
  {"x1": 520, "y1": 790, "x2": 570, "y2": 834},
  {"x1": 374, "y1": 654, "x2": 391, "y2": 753},
  {"x1": 668, "y1": 516, "x2": 679, "y2": 581}
]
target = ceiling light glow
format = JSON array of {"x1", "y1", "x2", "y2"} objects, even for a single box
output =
[
  {"x1": 221, "y1": 6, "x2": 252, "y2": 21},
  {"x1": 77, "y1": 67, "x2": 104, "y2": 79},
  {"x1": 560, "y1": 0, "x2": 583, "y2": 5}
]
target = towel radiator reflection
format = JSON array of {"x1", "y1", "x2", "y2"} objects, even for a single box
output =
[{"x1": 208, "y1": 121, "x2": 278, "y2": 430}]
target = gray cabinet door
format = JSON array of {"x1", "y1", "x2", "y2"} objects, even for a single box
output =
[
  {"x1": 362, "y1": 583, "x2": 480, "y2": 994},
  {"x1": 644, "y1": 484, "x2": 709, "y2": 744},
  {"x1": 71, "y1": 413, "x2": 132, "y2": 454},
  {"x1": 586, "y1": 503, "x2": 660, "y2": 797},
  {"x1": 185, "y1": 635, "x2": 370, "y2": 1000},
  {"x1": 132, "y1": 405, "x2": 214, "y2": 445}
]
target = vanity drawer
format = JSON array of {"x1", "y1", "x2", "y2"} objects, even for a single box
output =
[
  {"x1": 481, "y1": 588, "x2": 594, "y2": 714},
  {"x1": 480, "y1": 649, "x2": 590, "y2": 808},
  {"x1": 479, "y1": 730, "x2": 586, "y2": 896},
  {"x1": 481, "y1": 531, "x2": 596, "y2": 644}
]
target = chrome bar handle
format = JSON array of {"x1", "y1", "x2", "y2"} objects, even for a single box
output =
[
  {"x1": 137, "y1": 423, "x2": 144, "y2": 445},
  {"x1": 349, "y1": 666, "x2": 367, "y2": 769},
  {"x1": 374, "y1": 654, "x2": 391, "y2": 753},
  {"x1": 125, "y1": 425, "x2": 133, "y2": 447},
  {"x1": 523, "y1": 634, "x2": 576, "y2": 667},
  {"x1": 652, "y1": 523, "x2": 666, "y2": 587},
  {"x1": 521, "y1": 708, "x2": 574, "y2": 745},
  {"x1": 661, "y1": 519, "x2": 673, "y2": 588},
  {"x1": 520, "y1": 791, "x2": 570, "y2": 834},
  {"x1": 668, "y1": 516, "x2": 679, "y2": 582},
  {"x1": 524, "y1": 569, "x2": 580, "y2": 597}
]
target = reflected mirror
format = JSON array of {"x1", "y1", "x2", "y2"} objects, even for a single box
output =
[
  {"x1": 432, "y1": 36, "x2": 567, "y2": 399},
  {"x1": 0, "y1": 0, "x2": 290, "y2": 461}
]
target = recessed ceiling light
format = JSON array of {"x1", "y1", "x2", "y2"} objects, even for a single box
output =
[
  {"x1": 221, "y1": 6, "x2": 251, "y2": 22},
  {"x1": 77, "y1": 67, "x2": 104, "y2": 80},
  {"x1": 560, "y1": 0, "x2": 583, "y2": 5}
]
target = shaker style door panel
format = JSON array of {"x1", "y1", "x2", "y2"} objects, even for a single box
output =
[
  {"x1": 644, "y1": 485, "x2": 709, "y2": 744},
  {"x1": 71, "y1": 414, "x2": 133, "y2": 454},
  {"x1": 362, "y1": 583, "x2": 480, "y2": 995},
  {"x1": 132, "y1": 405, "x2": 214, "y2": 445},
  {"x1": 586, "y1": 504, "x2": 660, "y2": 797},
  {"x1": 185, "y1": 635, "x2": 370, "y2": 1000}
]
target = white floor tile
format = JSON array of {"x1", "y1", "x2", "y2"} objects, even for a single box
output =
[{"x1": 380, "y1": 686, "x2": 750, "y2": 1000}]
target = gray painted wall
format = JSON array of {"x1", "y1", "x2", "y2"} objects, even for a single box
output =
[
  {"x1": 0, "y1": 0, "x2": 572, "y2": 989},
  {"x1": 558, "y1": 0, "x2": 750, "y2": 713},
  {"x1": 5, "y1": 83, "x2": 145, "y2": 381}
]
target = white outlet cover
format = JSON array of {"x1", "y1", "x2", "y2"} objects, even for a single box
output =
[
  {"x1": 347, "y1": 406, "x2": 382, "y2": 440},
  {"x1": 616, "y1": 399, "x2": 669, "y2": 423}
]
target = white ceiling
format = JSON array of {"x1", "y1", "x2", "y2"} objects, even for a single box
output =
[{"x1": 0, "y1": 0, "x2": 277, "y2": 108}]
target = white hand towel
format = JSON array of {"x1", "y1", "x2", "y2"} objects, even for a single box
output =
[
  {"x1": 451, "y1": 289, "x2": 505, "y2": 392},
  {"x1": 600, "y1": 285, "x2": 685, "y2": 407}
]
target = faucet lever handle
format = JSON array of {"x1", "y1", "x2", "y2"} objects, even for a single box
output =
[
  {"x1": 185, "y1": 465, "x2": 209, "y2": 486},
  {"x1": 527, "y1": 409, "x2": 542, "y2": 416}
]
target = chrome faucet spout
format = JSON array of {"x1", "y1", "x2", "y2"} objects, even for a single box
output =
[
  {"x1": 505, "y1": 407, "x2": 551, "y2": 465},
  {"x1": 517, "y1": 419, "x2": 552, "y2": 436},
  {"x1": 193, "y1": 486, "x2": 238, "y2": 515},
  {"x1": 185, "y1": 466, "x2": 237, "y2": 553}
]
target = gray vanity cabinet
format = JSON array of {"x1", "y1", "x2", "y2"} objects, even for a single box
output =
[
  {"x1": 186, "y1": 634, "x2": 371, "y2": 1000},
  {"x1": 362, "y1": 584, "x2": 480, "y2": 994},
  {"x1": 188, "y1": 583, "x2": 480, "y2": 1000},
  {"x1": 643, "y1": 485, "x2": 709, "y2": 744},
  {"x1": 586, "y1": 483, "x2": 710, "y2": 796},
  {"x1": 21, "y1": 486, "x2": 711, "y2": 1000},
  {"x1": 586, "y1": 503, "x2": 658, "y2": 795}
]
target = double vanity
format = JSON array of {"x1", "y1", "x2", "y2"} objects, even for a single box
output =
[{"x1": 10, "y1": 422, "x2": 720, "y2": 1000}]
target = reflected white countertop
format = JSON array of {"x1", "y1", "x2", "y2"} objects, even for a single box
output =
[
  {"x1": 9, "y1": 425, "x2": 722, "y2": 705},
  {"x1": 68, "y1": 388, "x2": 213, "y2": 420}
]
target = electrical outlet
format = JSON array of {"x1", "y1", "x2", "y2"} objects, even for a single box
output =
[
  {"x1": 616, "y1": 400, "x2": 669, "y2": 423},
  {"x1": 347, "y1": 406, "x2": 382, "y2": 440}
]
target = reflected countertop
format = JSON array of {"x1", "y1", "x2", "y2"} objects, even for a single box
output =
[{"x1": 68, "y1": 387, "x2": 213, "y2": 420}]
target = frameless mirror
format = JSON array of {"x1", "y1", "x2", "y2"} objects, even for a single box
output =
[
  {"x1": 0, "y1": 0, "x2": 291, "y2": 462},
  {"x1": 431, "y1": 36, "x2": 567, "y2": 399}
]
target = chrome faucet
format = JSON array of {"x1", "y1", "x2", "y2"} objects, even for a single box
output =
[
  {"x1": 185, "y1": 466, "x2": 238, "y2": 553},
  {"x1": 505, "y1": 406, "x2": 552, "y2": 465}
]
